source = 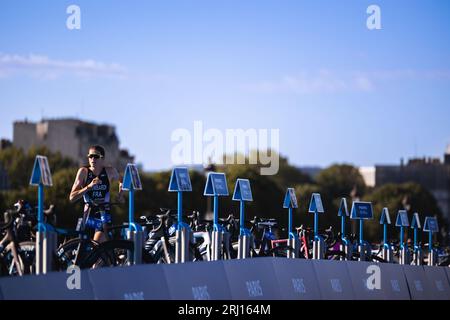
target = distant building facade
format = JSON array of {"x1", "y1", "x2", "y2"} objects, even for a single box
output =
[
  {"x1": 360, "y1": 146, "x2": 450, "y2": 225},
  {"x1": 0, "y1": 139, "x2": 11, "y2": 190},
  {"x1": 13, "y1": 118, "x2": 134, "y2": 169}
]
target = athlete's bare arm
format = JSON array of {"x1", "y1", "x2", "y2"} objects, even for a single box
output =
[
  {"x1": 105, "y1": 167, "x2": 124, "y2": 201},
  {"x1": 69, "y1": 168, "x2": 101, "y2": 203}
]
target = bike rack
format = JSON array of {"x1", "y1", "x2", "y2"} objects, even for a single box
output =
[
  {"x1": 350, "y1": 201, "x2": 374, "y2": 262},
  {"x1": 309, "y1": 193, "x2": 325, "y2": 260},
  {"x1": 204, "y1": 172, "x2": 229, "y2": 261},
  {"x1": 396, "y1": 210, "x2": 410, "y2": 265},
  {"x1": 169, "y1": 167, "x2": 194, "y2": 264},
  {"x1": 283, "y1": 188, "x2": 299, "y2": 259},
  {"x1": 424, "y1": 216, "x2": 439, "y2": 266},
  {"x1": 380, "y1": 207, "x2": 393, "y2": 263},
  {"x1": 411, "y1": 213, "x2": 423, "y2": 266},
  {"x1": 233, "y1": 179, "x2": 253, "y2": 260},
  {"x1": 123, "y1": 164, "x2": 144, "y2": 265},
  {"x1": 338, "y1": 198, "x2": 352, "y2": 261},
  {"x1": 30, "y1": 155, "x2": 56, "y2": 275}
]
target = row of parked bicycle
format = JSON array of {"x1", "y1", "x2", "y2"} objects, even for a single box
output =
[{"x1": 1, "y1": 199, "x2": 449, "y2": 277}]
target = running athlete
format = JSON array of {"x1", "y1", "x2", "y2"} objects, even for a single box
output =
[{"x1": 69, "y1": 145, "x2": 124, "y2": 243}]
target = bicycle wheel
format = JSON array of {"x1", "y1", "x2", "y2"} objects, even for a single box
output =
[
  {"x1": 1, "y1": 242, "x2": 35, "y2": 276},
  {"x1": 325, "y1": 249, "x2": 347, "y2": 260},
  {"x1": 80, "y1": 240, "x2": 134, "y2": 269},
  {"x1": 351, "y1": 251, "x2": 387, "y2": 263},
  {"x1": 268, "y1": 245, "x2": 294, "y2": 258},
  {"x1": 55, "y1": 238, "x2": 99, "y2": 270}
]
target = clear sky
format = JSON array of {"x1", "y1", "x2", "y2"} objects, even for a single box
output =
[{"x1": 1, "y1": 0, "x2": 450, "y2": 171}]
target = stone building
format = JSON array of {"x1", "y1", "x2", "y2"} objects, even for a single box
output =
[
  {"x1": 13, "y1": 118, "x2": 134, "y2": 169},
  {"x1": 360, "y1": 146, "x2": 450, "y2": 225}
]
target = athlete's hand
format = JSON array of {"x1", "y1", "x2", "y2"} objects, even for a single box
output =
[{"x1": 87, "y1": 177, "x2": 101, "y2": 190}]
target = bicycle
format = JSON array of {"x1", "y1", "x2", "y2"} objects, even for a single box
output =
[
  {"x1": 246, "y1": 217, "x2": 292, "y2": 258},
  {"x1": 0, "y1": 209, "x2": 35, "y2": 276},
  {"x1": 54, "y1": 201, "x2": 134, "y2": 270}
]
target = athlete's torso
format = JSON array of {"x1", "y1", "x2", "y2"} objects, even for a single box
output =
[{"x1": 83, "y1": 167, "x2": 110, "y2": 204}]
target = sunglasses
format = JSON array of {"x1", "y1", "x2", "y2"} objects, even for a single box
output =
[{"x1": 88, "y1": 154, "x2": 102, "y2": 159}]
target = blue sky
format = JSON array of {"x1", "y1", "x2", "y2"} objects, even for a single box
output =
[{"x1": 1, "y1": 0, "x2": 450, "y2": 171}]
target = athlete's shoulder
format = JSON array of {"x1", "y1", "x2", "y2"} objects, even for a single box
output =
[{"x1": 77, "y1": 167, "x2": 89, "y2": 175}]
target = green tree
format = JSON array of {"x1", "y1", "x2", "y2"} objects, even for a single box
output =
[
  {"x1": 0, "y1": 146, "x2": 77, "y2": 189},
  {"x1": 316, "y1": 164, "x2": 366, "y2": 199},
  {"x1": 365, "y1": 182, "x2": 446, "y2": 243}
]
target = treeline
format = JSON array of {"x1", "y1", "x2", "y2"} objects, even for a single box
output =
[{"x1": 0, "y1": 146, "x2": 446, "y2": 244}]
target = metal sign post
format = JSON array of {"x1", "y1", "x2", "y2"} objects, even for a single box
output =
[
  {"x1": 411, "y1": 213, "x2": 423, "y2": 266},
  {"x1": 380, "y1": 207, "x2": 393, "y2": 263},
  {"x1": 308, "y1": 193, "x2": 325, "y2": 260},
  {"x1": 30, "y1": 155, "x2": 55, "y2": 275},
  {"x1": 423, "y1": 217, "x2": 439, "y2": 266},
  {"x1": 350, "y1": 201, "x2": 374, "y2": 262},
  {"x1": 204, "y1": 172, "x2": 229, "y2": 261},
  {"x1": 338, "y1": 198, "x2": 352, "y2": 260},
  {"x1": 283, "y1": 188, "x2": 299, "y2": 259},
  {"x1": 396, "y1": 210, "x2": 410, "y2": 265},
  {"x1": 169, "y1": 167, "x2": 193, "y2": 264},
  {"x1": 123, "y1": 163, "x2": 144, "y2": 265},
  {"x1": 233, "y1": 179, "x2": 253, "y2": 259}
]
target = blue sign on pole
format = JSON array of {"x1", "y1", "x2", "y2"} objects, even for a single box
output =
[
  {"x1": 283, "y1": 188, "x2": 298, "y2": 209},
  {"x1": 423, "y1": 217, "x2": 439, "y2": 233},
  {"x1": 30, "y1": 155, "x2": 53, "y2": 187},
  {"x1": 168, "y1": 167, "x2": 192, "y2": 192},
  {"x1": 204, "y1": 173, "x2": 229, "y2": 196},
  {"x1": 232, "y1": 179, "x2": 253, "y2": 202},
  {"x1": 123, "y1": 164, "x2": 143, "y2": 191},
  {"x1": 411, "y1": 213, "x2": 421, "y2": 229},
  {"x1": 29, "y1": 155, "x2": 53, "y2": 232},
  {"x1": 283, "y1": 188, "x2": 298, "y2": 240},
  {"x1": 122, "y1": 164, "x2": 143, "y2": 232},
  {"x1": 350, "y1": 202, "x2": 374, "y2": 220},
  {"x1": 338, "y1": 198, "x2": 349, "y2": 242},
  {"x1": 169, "y1": 167, "x2": 192, "y2": 231},
  {"x1": 380, "y1": 207, "x2": 391, "y2": 247},
  {"x1": 233, "y1": 179, "x2": 253, "y2": 236},
  {"x1": 204, "y1": 173, "x2": 229, "y2": 231},
  {"x1": 379, "y1": 207, "x2": 391, "y2": 225},
  {"x1": 395, "y1": 210, "x2": 410, "y2": 227},
  {"x1": 308, "y1": 193, "x2": 324, "y2": 238},
  {"x1": 308, "y1": 193, "x2": 324, "y2": 214},
  {"x1": 338, "y1": 198, "x2": 349, "y2": 217}
]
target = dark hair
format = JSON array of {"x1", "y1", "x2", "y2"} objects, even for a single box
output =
[{"x1": 89, "y1": 145, "x2": 106, "y2": 158}]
